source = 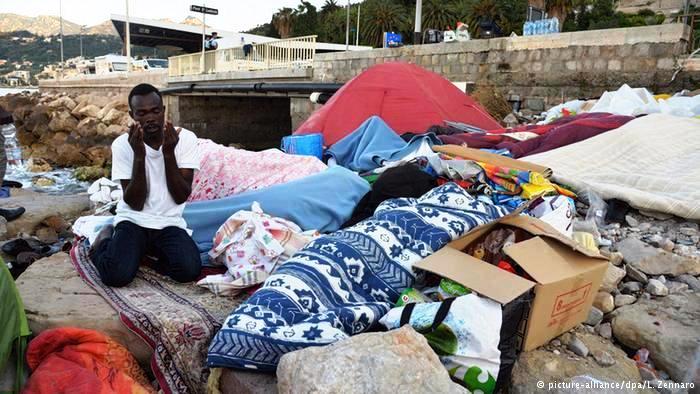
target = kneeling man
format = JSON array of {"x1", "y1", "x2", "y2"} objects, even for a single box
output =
[{"x1": 91, "y1": 83, "x2": 201, "y2": 287}]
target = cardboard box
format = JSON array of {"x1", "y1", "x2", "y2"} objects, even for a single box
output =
[{"x1": 415, "y1": 214, "x2": 608, "y2": 351}]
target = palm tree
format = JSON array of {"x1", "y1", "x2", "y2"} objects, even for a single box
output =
[
  {"x1": 452, "y1": 0, "x2": 477, "y2": 22},
  {"x1": 272, "y1": 7, "x2": 295, "y2": 39},
  {"x1": 466, "y1": 0, "x2": 500, "y2": 36},
  {"x1": 361, "y1": 0, "x2": 409, "y2": 47},
  {"x1": 321, "y1": 0, "x2": 341, "y2": 15},
  {"x1": 422, "y1": 0, "x2": 459, "y2": 30}
]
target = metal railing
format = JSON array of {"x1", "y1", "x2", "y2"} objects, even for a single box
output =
[
  {"x1": 168, "y1": 35, "x2": 317, "y2": 77},
  {"x1": 677, "y1": 13, "x2": 700, "y2": 52}
]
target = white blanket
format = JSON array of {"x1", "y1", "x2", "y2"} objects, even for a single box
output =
[{"x1": 525, "y1": 114, "x2": 700, "y2": 219}]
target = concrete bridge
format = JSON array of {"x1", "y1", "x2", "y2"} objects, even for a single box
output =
[{"x1": 40, "y1": 23, "x2": 699, "y2": 149}]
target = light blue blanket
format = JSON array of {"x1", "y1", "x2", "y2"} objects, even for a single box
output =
[
  {"x1": 183, "y1": 165, "x2": 370, "y2": 265},
  {"x1": 325, "y1": 116, "x2": 441, "y2": 173}
]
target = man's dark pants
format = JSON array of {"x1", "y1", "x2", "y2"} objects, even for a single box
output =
[{"x1": 91, "y1": 221, "x2": 201, "y2": 287}]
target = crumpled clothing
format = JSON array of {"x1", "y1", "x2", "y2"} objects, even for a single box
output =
[
  {"x1": 477, "y1": 162, "x2": 575, "y2": 200},
  {"x1": 199, "y1": 202, "x2": 317, "y2": 296}
]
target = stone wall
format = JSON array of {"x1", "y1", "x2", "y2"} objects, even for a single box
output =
[
  {"x1": 311, "y1": 24, "x2": 699, "y2": 111},
  {"x1": 166, "y1": 95, "x2": 292, "y2": 150},
  {"x1": 39, "y1": 70, "x2": 167, "y2": 96}
]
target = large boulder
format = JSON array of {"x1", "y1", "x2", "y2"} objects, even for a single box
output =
[
  {"x1": 78, "y1": 104, "x2": 101, "y2": 119},
  {"x1": 277, "y1": 326, "x2": 466, "y2": 394},
  {"x1": 48, "y1": 111, "x2": 79, "y2": 133},
  {"x1": 47, "y1": 96, "x2": 77, "y2": 111},
  {"x1": 75, "y1": 94, "x2": 111, "y2": 108},
  {"x1": 104, "y1": 124, "x2": 126, "y2": 138},
  {"x1": 56, "y1": 143, "x2": 90, "y2": 167},
  {"x1": 616, "y1": 238, "x2": 700, "y2": 276},
  {"x1": 611, "y1": 292, "x2": 700, "y2": 383},
  {"x1": 76, "y1": 117, "x2": 100, "y2": 137},
  {"x1": 84, "y1": 146, "x2": 111, "y2": 167},
  {"x1": 22, "y1": 105, "x2": 50, "y2": 135},
  {"x1": 0, "y1": 189, "x2": 90, "y2": 239},
  {"x1": 219, "y1": 369, "x2": 278, "y2": 394},
  {"x1": 510, "y1": 331, "x2": 651, "y2": 394},
  {"x1": 15, "y1": 253, "x2": 152, "y2": 365},
  {"x1": 97, "y1": 99, "x2": 127, "y2": 120},
  {"x1": 102, "y1": 108, "x2": 126, "y2": 126},
  {"x1": 600, "y1": 263, "x2": 626, "y2": 293}
]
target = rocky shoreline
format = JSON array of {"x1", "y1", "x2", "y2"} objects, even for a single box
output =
[{"x1": 0, "y1": 91, "x2": 128, "y2": 176}]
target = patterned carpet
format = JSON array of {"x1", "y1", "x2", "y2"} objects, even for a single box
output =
[{"x1": 71, "y1": 239, "x2": 242, "y2": 394}]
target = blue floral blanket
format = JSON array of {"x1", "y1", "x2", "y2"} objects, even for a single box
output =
[{"x1": 207, "y1": 183, "x2": 511, "y2": 370}]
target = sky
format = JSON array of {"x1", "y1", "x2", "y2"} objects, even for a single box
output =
[{"x1": 0, "y1": 0, "x2": 330, "y2": 31}]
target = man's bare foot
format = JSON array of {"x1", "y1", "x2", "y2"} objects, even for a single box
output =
[{"x1": 89, "y1": 224, "x2": 114, "y2": 257}]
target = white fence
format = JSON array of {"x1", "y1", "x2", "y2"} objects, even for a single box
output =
[{"x1": 168, "y1": 35, "x2": 317, "y2": 77}]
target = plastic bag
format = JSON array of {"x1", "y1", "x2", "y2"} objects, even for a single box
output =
[
  {"x1": 528, "y1": 195, "x2": 575, "y2": 238},
  {"x1": 589, "y1": 84, "x2": 660, "y2": 116},
  {"x1": 456, "y1": 22, "x2": 470, "y2": 42},
  {"x1": 380, "y1": 294, "x2": 502, "y2": 393}
]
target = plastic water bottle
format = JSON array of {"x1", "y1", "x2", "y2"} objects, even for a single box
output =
[
  {"x1": 1, "y1": 123, "x2": 23, "y2": 169},
  {"x1": 552, "y1": 17, "x2": 560, "y2": 33}
]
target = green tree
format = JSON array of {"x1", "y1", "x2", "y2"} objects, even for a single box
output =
[
  {"x1": 465, "y1": 0, "x2": 499, "y2": 36},
  {"x1": 321, "y1": 0, "x2": 341, "y2": 15},
  {"x1": 361, "y1": 0, "x2": 410, "y2": 47},
  {"x1": 547, "y1": 0, "x2": 574, "y2": 27},
  {"x1": 292, "y1": 1, "x2": 319, "y2": 37},
  {"x1": 272, "y1": 7, "x2": 295, "y2": 38},
  {"x1": 422, "y1": 0, "x2": 458, "y2": 30},
  {"x1": 244, "y1": 23, "x2": 280, "y2": 38}
]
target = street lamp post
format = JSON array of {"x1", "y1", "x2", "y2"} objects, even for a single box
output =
[
  {"x1": 414, "y1": 0, "x2": 422, "y2": 45},
  {"x1": 356, "y1": 3, "x2": 361, "y2": 46},
  {"x1": 125, "y1": 0, "x2": 131, "y2": 76},
  {"x1": 59, "y1": 0, "x2": 64, "y2": 77},
  {"x1": 79, "y1": 25, "x2": 85, "y2": 58},
  {"x1": 345, "y1": 0, "x2": 350, "y2": 51}
]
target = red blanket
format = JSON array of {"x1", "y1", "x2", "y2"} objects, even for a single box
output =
[
  {"x1": 23, "y1": 327, "x2": 153, "y2": 394},
  {"x1": 438, "y1": 113, "x2": 634, "y2": 158}
]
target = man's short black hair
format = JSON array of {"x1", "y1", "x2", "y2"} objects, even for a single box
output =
[{"x1": 128, "y1": 83, "x2": 162, "y2": 110}]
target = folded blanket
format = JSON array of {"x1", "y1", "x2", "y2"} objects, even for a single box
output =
[
  {"x1": 184, "y1": 166, "x2": 370, "y2": 266},
  {"x1": 23, "y1": 327, "x2": 153, "y2": 394},
  {"x1": 207, "y1": 183, "x2": 511, "y2": 370}
]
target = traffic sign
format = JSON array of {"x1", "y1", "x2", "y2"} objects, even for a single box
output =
[{"x1": 190, "y1": 5, "x2": 218, "y2": 15}]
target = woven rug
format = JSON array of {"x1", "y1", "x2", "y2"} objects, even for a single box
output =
[{"x1": 70, "y1": 238, "x2": 242, "y2": 394}]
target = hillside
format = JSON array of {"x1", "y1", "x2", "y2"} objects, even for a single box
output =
[
  {"x1": 0, "y1": 13, "x2": 211, "y2": 37},
  {"x1": 86, "y1": 20, "x2": 117, "y2": 36},
  {"x1": 0, "y1": 13, "x2": 89, "y2": 36}
]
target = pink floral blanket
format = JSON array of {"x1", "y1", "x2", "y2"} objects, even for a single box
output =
[{"x1": 189, "y1": 140, "x2": 327, "y2": 202}]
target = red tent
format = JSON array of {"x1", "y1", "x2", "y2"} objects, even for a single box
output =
[{"x1": 294, "y1": 62, "x2": 502, "y2": 146}]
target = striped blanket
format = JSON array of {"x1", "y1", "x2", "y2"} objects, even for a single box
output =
[{"x1": 207, "y1": 183, "x2": 511, "y2": 370}]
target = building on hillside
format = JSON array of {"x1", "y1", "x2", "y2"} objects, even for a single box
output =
[
  {"x1": 0, "y1": 60, "x2": 6, "y2": 66},
  {"x1": 2, "y1": 70, "x2": 31, "y2": 86}
]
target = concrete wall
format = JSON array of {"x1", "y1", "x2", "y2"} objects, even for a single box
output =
[
  {"x1": 39, "y1": 70, "x2": 167, "y2": 96},
  {"x1": 311, "y1": 24, "x2": 698, "y2": 113},
  {"x1": 166, "y1": 95, "x2": 291, "y2": 150}
]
